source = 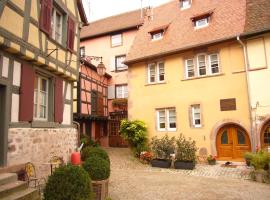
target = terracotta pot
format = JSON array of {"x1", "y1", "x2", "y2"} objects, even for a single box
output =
[{"x1": 92, "y1": 179, "x2": 109, "y2": 200}]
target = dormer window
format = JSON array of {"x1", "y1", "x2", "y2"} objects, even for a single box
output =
[
  {"x1": 191, "y1": 10, "x2": 213, "y2": 29},
  {"x1": 151, "y1": 31, "x2": 164, "y2": 41},
  {"x1": 149, "y1": 24, "x2": 169, "y2": 41},
  {"x1": 180, "y1": 0, "x2": 192, "y2": 10}
]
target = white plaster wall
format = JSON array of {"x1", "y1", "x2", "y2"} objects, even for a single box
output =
[
  {"x1": 66, "y1": 83, "x2": 71, "y2": 100},
  {"x1": 2, "y1": 56, "x2": 9, "y2": 78},
  {"x1": 11, "y1": 94, "x2": 19, "y2": 122},
  {"x1": 63, "y1": 104, "x2": 71, "y2": 125},
  {"x1": 12, "y1": 61, "x2": 21, "y2": 86}
]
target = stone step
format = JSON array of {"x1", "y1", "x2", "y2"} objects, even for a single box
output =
[
  {"x1": 1, "y1": 188, "x2": 40, "y2": 200},
  {"x1": 0, "y1": 181, "x2": 28, "y2": 198},
  {"x1": 0, "y1": 174, "x2": 17, "y2": 186}
]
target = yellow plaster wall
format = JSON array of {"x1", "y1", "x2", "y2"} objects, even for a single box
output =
[
  {"x1": 0, "y1": 7, "x2": 23, "y2": 38},
  {"x1": 28, "y1": 24, "x2": 40, "y2": 48},
  {"x1": 65, "y1": 0, "x2": 76, "y2": 15},
  {"x1": 30, "y1": 0, "x2": 38, "y2": 20},
  {"x1": 128, "y1": 42, "x2": 251, "y2": 153},
  {"x1": 11, "y1": 0, "x2": 25, "y2": 10}
]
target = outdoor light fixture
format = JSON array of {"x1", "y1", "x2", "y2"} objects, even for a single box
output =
[{"x1": 81, "y1": 55, "x2": 106, "y2": 76}]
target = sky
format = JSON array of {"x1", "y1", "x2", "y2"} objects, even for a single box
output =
[{"x1": 82, "y1": 0, "x2": 172, "y2": 22}]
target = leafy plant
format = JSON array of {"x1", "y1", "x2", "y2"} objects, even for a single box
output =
[
  {"x1": 83, "y1": 156, "x2": 110, "y2": 181},
  {"x1": 120, "y1": 119, "x2": 148, "y2": 156},
  {"x1": 80, "y1": 134, "x2": 100, "y2": 149},
  {"x1": 207, "y1": 155, "x2": 216, "y2": 161},
  {"x1": 44, "y1": 165, "x2": 93, "y2": 200},
  {"x1": 112, "y1": 98, "x2": 128, "y2": 107},
  {"x1": 250, "y1": 150, "x2": 270, "y2": 170},
  {"x1": 175, "y1": 134, "x2": 197, "y2": 162},
  {"x1": 81, "y1": 147, "x2": 110, "y2": 164},
  {"x1": 150, "y1": 135, "x2": 175, "y2": 160}
]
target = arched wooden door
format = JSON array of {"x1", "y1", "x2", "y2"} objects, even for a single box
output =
[
  {"x1": 216, "y1": 125, "x2": 251, "y2": 160},
  {"x1": 261, "y1": 123, "x2": 270, "y2": 149}
]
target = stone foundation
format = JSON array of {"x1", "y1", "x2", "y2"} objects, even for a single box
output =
[{"x1": 7, "y1": 128, "x2": 78, "y2": 178}]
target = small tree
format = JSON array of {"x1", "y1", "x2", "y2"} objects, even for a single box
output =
[
  {"x1": 150, "y1": 135, "x2": 175, "y2": 160},
  {"x1": 175, "y1": 134, "x2": 197, "y2": 162}
]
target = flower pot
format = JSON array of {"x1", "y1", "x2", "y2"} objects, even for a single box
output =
[
  {"x1": 174, "y1": 160, "x2": 195, "y2": 170},
  {"x1": 207, "y1": 159, "x2": 216, "y2": 165},
  {"x1": 151, "y1": 159, "x2": 172, "y2": 168},
  {"x1": 92, "y1": 179, "x2": 109, "y2": 200}
]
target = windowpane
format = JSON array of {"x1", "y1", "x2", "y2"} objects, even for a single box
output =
[
  {"x1": 158, "y1": 110, "x2": 166, "y2": 129},
  {"x1": 116, "y1": 55, "x2": 128, "y2": 70},
  {"x1": 198, "y1": 55, "x2": 206, "y2": 76},
  {"x1": 264, "y1": 126, "x2": 270, "y2": 144},
  {"x1": 149, "y1": 64, "x2": 156, "y2": 83},
  {"x1": 237, "y1": 130, "x2": 246, "y2": 144},
  {"x1": 152, "y1": 32, "x2": 163, "y2": 40},
  {"x1": 182, "y1": 0, "x2": 191, "y2": 8},
  {"x1": 116, "y1": 85, "x2": 128, "y2": 98},
  {"x1": 210, "y1": 54, "x2": 219, "y2": 74},
  {"x1": 80, "y1": 47, "x2": 85, "y2": 57},
  {"x1": 168, "y1": 109, "x2": 176, "y2": 129},
  {"x1": 192, "y1": 105, "x2": 201, "y2": 126},
  {"x1": 186, "y1": 59, "x2": 195, "y2": 78},
  {"x1": 111, "y1": 34, "x2": 122, "y2": 47},
  {"x1": 195, "y1": 18, "x2": 209, "y2": 28},
  {"x1": 158, "y1": 62, "x2": 165, "y2": 81},
  {"x1": 221, "y1": 130, "x2": 228, "y2": 144}
]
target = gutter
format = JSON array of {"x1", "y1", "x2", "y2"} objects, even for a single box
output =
[{"x1": 237, "y1": 35, "x2": 255, "y2": 152}]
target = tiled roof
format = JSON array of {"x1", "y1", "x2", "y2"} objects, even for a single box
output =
[
  {"x1": 81, "y1": 9, "x2": 143, "y2": 40},
  {"x1": 126, "y1": 0, "x2": 269, "y2": 64}
]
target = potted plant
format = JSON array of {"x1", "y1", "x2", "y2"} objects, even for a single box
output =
[
  {"x1": 250, "y1": 150, "x2": 270, "y2": 183},
  {"x1": 150, "y1": 135, "x2": 175, "y2": 168},
  {"x1": 139, "y1": 151, "x2": 153, "y2": 164},
  {"x1": 207, "y1": 155, "x2": 216, "y2": 165},
  {"x1": 83, "y1": 155, "x2": 110, "y2": 200},
  {"x1": 244, "y1": 152, "x2": 253, "y2": 167},
  {"x1": 174, "y1": 134, "x2": 197, "y2": 170}
]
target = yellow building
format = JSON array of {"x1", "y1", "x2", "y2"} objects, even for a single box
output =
[
  {"x1": 125, "y1": 0, "x2": 270, "y2": 160},
  {"x1": 0, "y1": 0, "x2": 87, "y2": 175}
]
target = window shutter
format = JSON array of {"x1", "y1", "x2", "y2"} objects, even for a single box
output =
[
  {"x1": 19, "y1": 64, "x2": 35, "y2": 122},
  {"x1": 54, "y1": 77, "x2": 63, "y2": 123},
  {"x1": 108, "y1": 85, "x2": 115, "y2": 99},
  {"x1": 110, "y1": 57, "x2": 116, "y2": 72},
  {"x1": 67, "y1": 17, "x2": 75, "y2": 51},
  {"x1": 40, "y1": 0, "x2": 52, "y2": 35}
]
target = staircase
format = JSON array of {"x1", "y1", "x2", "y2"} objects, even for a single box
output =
[{"x1": 0, "y1": 173, "x2": 40, "y2": 200}]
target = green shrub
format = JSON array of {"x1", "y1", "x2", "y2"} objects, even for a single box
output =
[
  {"x1": 81, "y1": 147, "x2": 110, "y2": 163},
  {"x1": 44, "y1": 165, "x2": 93, "y2": 200},
  {"x1": 83, "y1": 156, "x2": 110, "y2": 181},
  {"x1": 250, "y1": 150, "x2": 270, "y2": 170},
  {"x1": 120, "y1": 119, "x2": 148, "y2": 156},
  {"x1": 175, "y1": 134, "x2": 197, "y2": 162},
  {"x1": 150, "y1": 135, "x2": 175, "y2": 159},
  {"x1": 80, "y1": 134, "x2": 100, "y2": 149}
]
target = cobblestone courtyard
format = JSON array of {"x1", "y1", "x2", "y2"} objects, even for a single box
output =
[{"x1": 106, "y1": 148, "x2": 270, "y2": 200}]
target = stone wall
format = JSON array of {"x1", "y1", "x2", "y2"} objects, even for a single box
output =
[{"x1": 7, "y1": 128, "x2": 78, "y2": 177}]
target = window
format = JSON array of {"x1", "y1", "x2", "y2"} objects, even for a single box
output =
[
  {"x1": 111, "y1": 34, "x2": 122, "y2": 47},
  {"x1": 34, "y1": 75, "x2": 48, "y2": 120},
  {"x1": 157, "y1": 108, "x2": 177, "y2": 131},
  {"x1": 115, "y1": 55, "x2": 128, "y2": 71},
  {"x1": 180, "y1": 0, "x2": 191, "y2": 9},
  {"x1": 195, "y1": 17, "x2": 209, "y2": 29},
  {"x1": 80, "y1": 47, "x2": 85, "y2": 57},
  {"x1": 185, "y1": 59, "x2": 195, "y2": 78},
  {"x1": 151, "y1": 31, "x2": 164, "y2": 41},
  {"x1": 116, "y1": 85, "x2": 128, "y2": 98},
  {"x1": 184, "y1": 53, "x2": 220, "y2": 78},
  {"x1": 51, "y1": 7, "x2": 63, "y2": 44},
  {"x1": 148, "y1": 62, "x2": 165, "y2": 84},
  {"x1": 191, "y1": 105, "x2": 201, "y2": 127}
]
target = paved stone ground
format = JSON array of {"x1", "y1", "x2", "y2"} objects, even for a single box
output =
[{"x1": 105, "y1": 148, "x2": 270, "y2": 200}]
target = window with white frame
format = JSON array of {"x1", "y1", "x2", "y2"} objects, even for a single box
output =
[
  {"x1": 185, "y1": 53, "x2": 219, "y2": 78},
  {"x1": 195, "y1": 17, "x2": 209, "y2": 29},
  {"x1": 34, "y1": 75, "x2": 49, "y2": 120},
  {"x1": 151, "y1": 31, "x2": 164, "y2": 41},
  {"x1": 51, "y1": 7, "x2": 63, "y2": 44},
  {"x1": 180, "y1": 0, "x2": 192, "y2": 9},
  {"x1": 148, "y1": 62, "x2": 165, "y2": 83},
  {"x1": 191, "y1": 104, "x2": 201, "y2": 127},
  {"x1": 116, "y1": 84, "x2": 128, "y2": 98},
  {"x1": 115, "y1": 55, "x2": 128, "y2": 71},
  {"x1": 157, "y1": 108, "x2": 176, "y2": 131},
  {"x1": 111, "y1": 33, "x2": 122, "y2": 47},
  {"x1": 80, "y1": 47, "x2": 85, "y2": 57}
]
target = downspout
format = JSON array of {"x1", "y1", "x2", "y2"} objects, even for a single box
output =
[
  {"x1": 237, "y1": 35, "x2": 255, "y2": 152},
  {"x1": 73, "y1": 121, "x2": 81, "y2": 147}
]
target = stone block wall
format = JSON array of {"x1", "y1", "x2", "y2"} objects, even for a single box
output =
[{"x1": 7, "y1": 128, "x2": 78, "y2": 177}]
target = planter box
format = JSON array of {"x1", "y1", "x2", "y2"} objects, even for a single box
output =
[
  {"x1": 92, "y1": 179, "x2": 109, "y2": 200},
  {"x1": 174, "y1": 160, "x2": 195, "y2": 170},
  {"x1": 151, "y1": 159, "x2": 172, "y2": 168},
  {"x1": 207, "y1": 160, "x2": 216, "y2": 165}
]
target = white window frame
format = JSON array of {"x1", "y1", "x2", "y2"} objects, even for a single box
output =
[
  {"x1": 195, "y1": 17, "x2": 209, "y2": 29},
  {"x1": 116, "y1": 85, "x2": 128, "y2": 99},
  {"x1": 148, "y1": 62, "x2": 165, "y2": 84},
  {"x1": 197, "y1": 54, "x2": 207, "y2": 77},
  {"x1": 157, "y1": 108, "x2": 176, "y2": 131},
  {"x1": 111, "y1": 33, "x2": 122, "y2": 47},
  {"x1": 191, "y1": 105, "x2": 201, "y2": 128},
  {"x1": 34, "y1": 75, "x2": 49, "y2": 121},
  {"x1": 80, "y1": 47, "x2": 85, "y2": 57},
  {"x1": 51, "y1": 7, "x2": 63, "y2": 44},
  {"x1": 208, "y1": 53, "x2": 220, "y2": 75},
  {"x1": 181, "y1": 0, "x2": 192, "y2": 10},
  {"x1": 185, "y1": 58, "x2": 195, "y2": 78},
  {"x1": 151, "y1": 32, "x2": 164, "y2": 41},
  {"x1": 115, "y1": 55, "x2": 128, "y2": 71}
]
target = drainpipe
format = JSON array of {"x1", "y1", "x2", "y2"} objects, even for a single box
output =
[
  {"x1": 73, "y1": 121, "x2": 81, "y2": 147},
  {"x1": 237, "y1": 35, "x2": 256, "y2": 152}
]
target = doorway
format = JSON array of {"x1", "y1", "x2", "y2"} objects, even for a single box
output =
[
  {"x1": 216, "y1": 125, "x2": 251, "y2": 160},
  {"x1": 0, "y1": 84, "x2": 7, "y2": 166}
]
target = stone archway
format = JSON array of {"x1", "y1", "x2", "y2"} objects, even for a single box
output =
[
  {"x1": 210, "y1": 119, "x2": 251, "y2": 157},
  {"x1": 257, "y1": 116, "x2": 270, "y2": 149}
]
